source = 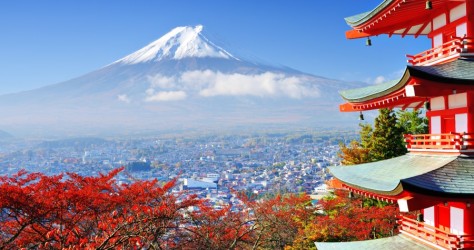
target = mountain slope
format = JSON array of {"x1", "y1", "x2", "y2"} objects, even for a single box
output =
[
  {"x1": 0, "y1": 25, "x2": 362, "y2": 137},
  {"x1": 115, "y1": 25, "x2": 238, "y2": 64}
]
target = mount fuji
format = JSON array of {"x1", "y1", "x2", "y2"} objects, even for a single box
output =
[{"x1": 0, "y1": 25, "x2": 361, "y2": 137}]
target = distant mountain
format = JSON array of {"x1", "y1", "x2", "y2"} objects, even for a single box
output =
[
  {"x1": 0, "y1": 25, "x2": 363, "y2": 137},
  {"x1": 115, "y1": 25, "x2": 237, "y2": 63},
  {"x1": 0, "y1": 130, "x2": 13, "y2": 140}
]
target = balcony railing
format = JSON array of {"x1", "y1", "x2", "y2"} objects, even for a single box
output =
[
  {"x1": 404, "y1": 133, "x2": 474, "y2": 152},
  {"x1": 406, "y1": 36, "x2": 474, "y2": 66},
  {"x1": 398, "y1": 216, "x2": 474, "y2": 249}
]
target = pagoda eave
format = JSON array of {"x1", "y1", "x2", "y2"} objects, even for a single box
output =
[
  {"x1": 331, "y1": 154, "x2": 474, "y2": 212},
  {"x1": 345, "y1": 0, "x2": 466, "y2": 40},
  {"x1": 345, "y1": 29, "x2": 373, "y2": 39},
  {"x1": 342, "y1": 183, "x2": 448, "y2": 212},
  {"x1": 339, "y1": 96, "x2": 425, "y2": 112},
  {"x1": 339, "y1": 59, "x2": 474, "y2": 112},
  {"x1": 331, "y1": 155, "x2": 474, "y2": 196}
]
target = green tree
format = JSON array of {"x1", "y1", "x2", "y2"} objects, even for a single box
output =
[
  {"x1": 339, "y1": 108, "x2": 406, "y2": 164},
  {"x1": 370, "y1": 108, "x2": 406, "y2": 161},
  {"x1": 396, "y1": 109, "x2": 428, "y2": 135},
  {"x1": 359, "y1": 123, "x2": 373, "y2": 149}
]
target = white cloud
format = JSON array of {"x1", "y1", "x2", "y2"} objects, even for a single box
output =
[
  {"x1": 147, "y1": 74, "x2": 177, "y2": 89},
  {"x1": 117, "y1": 94, "x2": 131, "y2": 103},
  {"x1": 145, "y1": 91, "x2": 187, "y2": 102},
  {"x1": 144, "y1": 70, "x2": 320, "y2": 101},
  {"x1": 374, "y1": 76, "x2": 386, "y2": 85}
]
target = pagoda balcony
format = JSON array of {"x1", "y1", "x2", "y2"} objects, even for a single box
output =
[
  {"x1": 398, "y1": 216, "x2": 474, "y2": 250},
  {"x1": 406, "y1": 37, "x2": 474, "y2": 66},
  {"x1": 404, "y1": 133, "x2": 474, "y2": 154}
]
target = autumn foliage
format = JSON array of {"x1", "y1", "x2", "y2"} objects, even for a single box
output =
[
  {"x1": 0, "y1": 169, "x2": 398, "y2": 249},
  {"x1": 0, "y1": 168, "x2": 199, "y2": 249},
  {"x1": 289, "y1": 189, "x2": 399, "y2": 249}
]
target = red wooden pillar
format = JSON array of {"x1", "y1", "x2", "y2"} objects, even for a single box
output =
[
  {"x1": 438, "y1": 204, "x2": 451, "y2": 231},
  {"x1": 465, "y1": 202, "x2": 474, "y2": 234}
]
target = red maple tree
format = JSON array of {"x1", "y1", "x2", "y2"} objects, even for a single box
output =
[
  {"x1": 0, "y1": 169, "x2": 399, "y2": 249},
  {"x1": 0, "y1": 168, "x2": 200, "y2": 249},
  {"x1": 289, "y1": 189, "x2": 399, "y2": 249}
]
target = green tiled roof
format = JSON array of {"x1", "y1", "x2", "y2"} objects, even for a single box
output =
[
  {"x1": 344, "y1": 0, "x2": 395, "y2": 27},
  {"x1": 339, "y1": 59, "x2": 474, "y2": 102},
  {"x1": 329, "y1": 154, "x2": 457, "y2": 195},
  {"x1": 315, "y1": 234, "x2": 432, "y2": 250},
  {"x1": 339, "y1": 79, "x2": 401, "y2": 102},
  {"x1": 344, "y1": 11, "x2": 371, "y2": 25},
  {"x1": 402, "y1": 157, "x2": 474, "y2": 196}
]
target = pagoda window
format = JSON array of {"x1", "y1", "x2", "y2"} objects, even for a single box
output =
[
  {"x1": 450, "y1": 3, "x2": 467, "y2": 23},
  {"x1": 455, "y1": 113, "x2": 468, "y2": 133},
  {"x1": 424, "y1": 206, "x2": 435, "y2": 227},
  {"x1": 448, "y1": 93, "x2": 467, "y2": 109},
  {"x1": 433, "y1": 13, "x2": 447, "y2": 31},
  {"x1": 451, "y1": 206, "x2": 464, "y2": 234},
  {"x1": 431, "y1": 116, "x2": 441, "y2": 134},
  {"x1": 430, "y1": 96, "x2": 445, "y2": 110},
  {"x1": 433, "y1": 33, "x2": 443, "y2": 48},
  {"x1": 456, "y1": 23, "x2": 467, "y2": 37}
]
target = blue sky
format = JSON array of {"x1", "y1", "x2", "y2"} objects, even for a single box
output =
[{"x1": 0, "y1": 0, "x2": 430, "y2": 95}]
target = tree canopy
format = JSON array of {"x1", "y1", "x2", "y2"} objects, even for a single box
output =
[
  {"x1": 396, "y1": 109, "x2": 428, "y2": 135},
  {"x1": 339, "y1": 108, "x2": 427, "y2": 165},
  {"x1": 0, "y1": 168, "x2": 398, "y2": 249}
]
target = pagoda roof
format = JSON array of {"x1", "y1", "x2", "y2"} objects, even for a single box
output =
[
  {"x1": 344, "y1": 0, "x2": 465, "y2": 39},
  {"x1": 344, "y1": 0, "x2": 394, "y2": 27},
  {"x1": 402, "y1": 157, "x2": 474, "y2": 197},
  {"x1": 410, "y1": 58, "x2": 474, "y2": 83},
  {"x1": 340, "y1": 79, "x2": 402, "y2": 103},
  {"x1": 339, "y1": 58, "x2": 474, "y2": 111},
  {"x1": 315, "y1": 234, "x2": 432, "y2": 250},
  {"x1": 329, "y1": 154, "x2": 458, "y2": 196}
]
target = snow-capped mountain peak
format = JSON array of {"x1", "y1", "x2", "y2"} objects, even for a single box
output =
[{"x1": 116, "y1": 25, "x2": 238, "y2": 64}]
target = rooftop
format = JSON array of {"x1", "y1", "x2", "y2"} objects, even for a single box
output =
[
  {"x1": 344, "y1": 0, "x2": 466, "y2": 39},
  {"x1": 402, "y1": 157, "x2": 474, "y2": 197},
  {"x1": 329, "y1": 154, "x2": 469, "y2": 196},
  {"x1": 339, "y1": 58, "x2": 474, "y2": 111}
]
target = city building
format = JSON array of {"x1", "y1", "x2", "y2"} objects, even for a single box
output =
[
  {"x1": 182, "y1": 178, "x2": 217, "y2": 190},
  {"x1": 317, "y1": 1, "x2": 474, "y2": 249}
]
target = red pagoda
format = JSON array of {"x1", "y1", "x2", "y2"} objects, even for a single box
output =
[{"x1": 316, "y1": 1, "x2": 474, "y2": 249}]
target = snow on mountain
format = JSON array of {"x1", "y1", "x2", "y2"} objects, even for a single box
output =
[
  {"x1": 116, "y1": 25, "x2": 238, "y2": 64},
  {"x1": 0, "y1": 25, "x2": 362, "y2": 137}
]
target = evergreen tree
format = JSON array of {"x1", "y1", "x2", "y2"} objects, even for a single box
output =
[
  {"x1": 396, "y1": 109, "x2": 428, "y2": 135},
  {"x1": 339, "y1": 108, "x2": 407, "y2": 164},
  {"x1": 370, "y1": 108, "x2": 406, "y2": 161},
  {"x1": 359, "y1": 123, "x2": 373, "y2": 149}
]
